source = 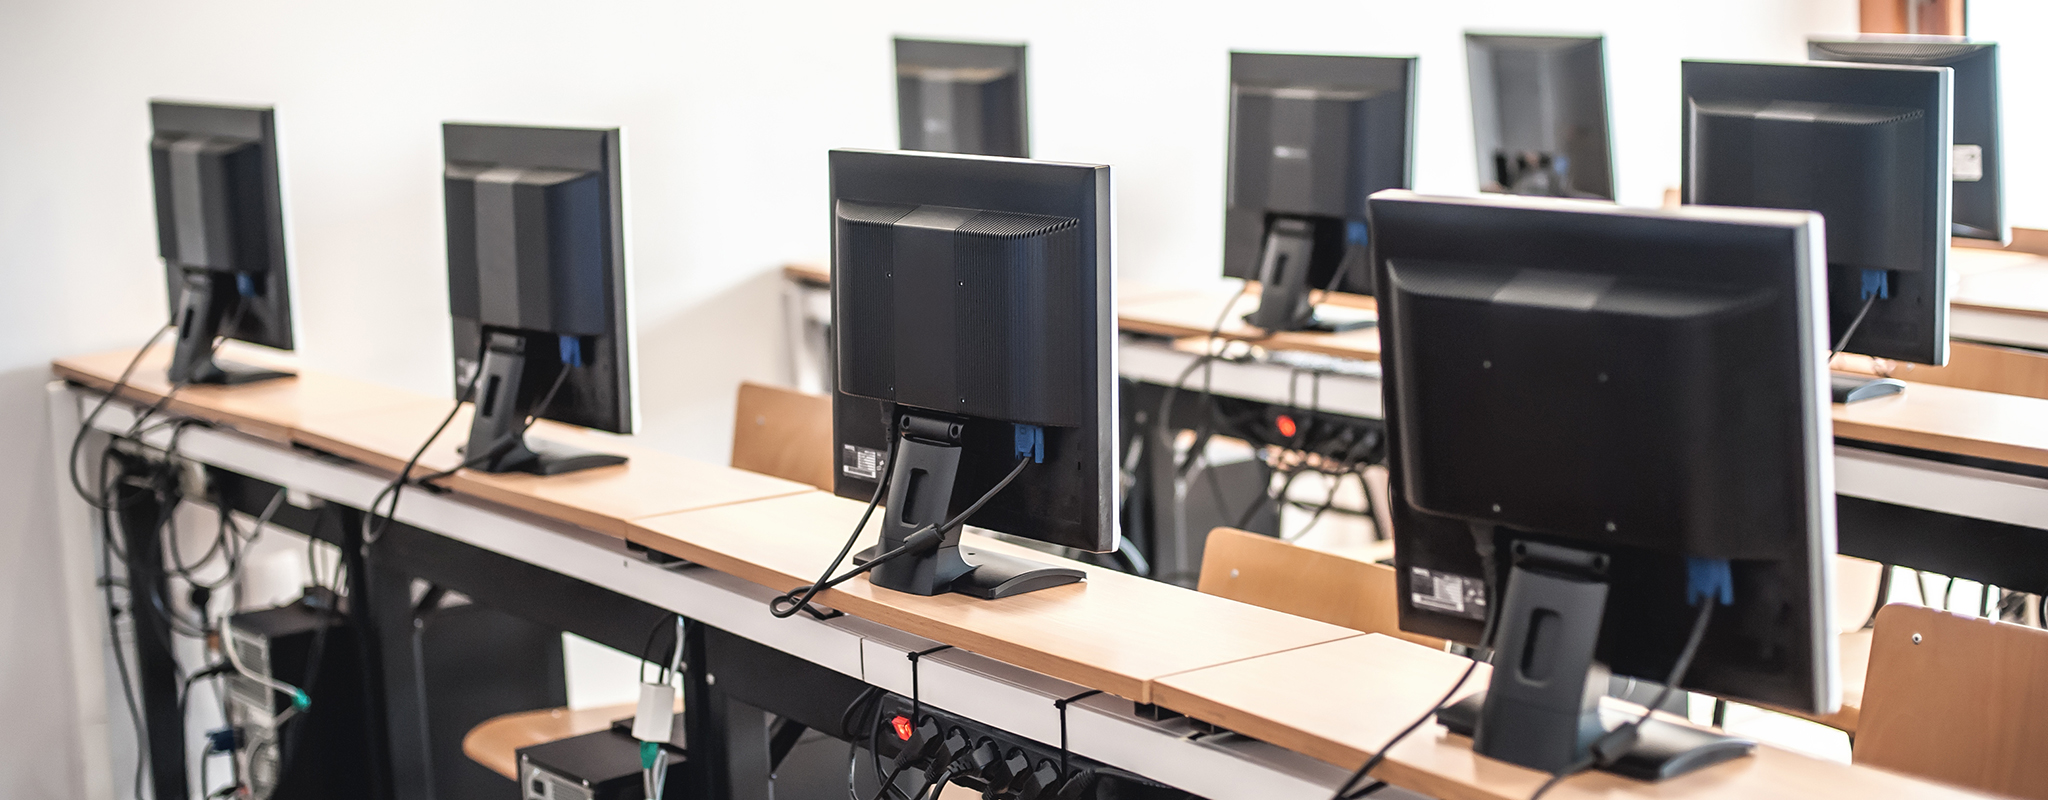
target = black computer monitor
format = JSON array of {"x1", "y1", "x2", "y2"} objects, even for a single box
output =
[
  {"x1": 895, "y1": 38, "x2": 1029, "y2": 158},
  {"x1": 829, "y1": 149, "x2": 1114, "y2": 600},
  {"x1": 149, "y1": 100, "x2": 296, "y2": 385},
  {"x1": 1682, "y1": 60, "x2": 1951, "y2": 402},
  {"x1": 442, "y1": 123, "x2": 634, "y2": 475},
  {"x1": 1372, "y1": 190, "x2": 1836, "y2": 780},
  {"x1": 1809, "y1": 36, "x2": 2005, "y2": 243},
  {"x1": 1222, "y1": 51, "x2": 1414, "y2": 332},
  {"x1": 1465, "y1": 33, "x2": 1614, "y2": 200}
]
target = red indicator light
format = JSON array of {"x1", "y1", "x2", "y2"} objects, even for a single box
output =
[
  {"x1": 891, "y1": 715, "x2": 914, "y2": 741},
  {"x1": 1275, "y1": 414, "x2": 1297, "y2": 438}
]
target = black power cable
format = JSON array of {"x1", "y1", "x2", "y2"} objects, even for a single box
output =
[
  {"x1": 1828, "y1": 293, "x2": 1880, "y2": 362},
  {"x1": 772, "y1": 435, "x2": 899, "y2": 619},
  {"x1": 773, "y1": 456, "x2": 1032, "y2": 618},
  {"x1": 1330, "y1": 658, "x2": 1482, "y2": 800},
  {"x1": 1331, "y1": 530, "x2": 1504, "y2": 800},
  {"x1": 412, "y1": 364, "x2": 574, "y2": 488},
  {"x1": 360, "y1": 341, "x2": 491, "y2": 545},
  {"x1": 1527, "y1": 600, "x2": 1717, "y2": 800},
  {"x1": 67, "y1": 323, "x2": 175, "y2": 509}
]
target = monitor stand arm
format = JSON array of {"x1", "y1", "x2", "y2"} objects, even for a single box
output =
[
  {"x1": 461, "y1": 331, "x2": 627, "y2": 476},
  {"x1": 1436, "y1": 540, "x2": 1753, "y2": 781},
  {"x1": 167, "y1": 269, "x2": 294, "y2": 386},
  {"x1": 855, "y1": 412, "x2": 1084, "y2": 600},
  {"x1": 1243, "y1": 218, "x2": 1374, "y2": 334}
]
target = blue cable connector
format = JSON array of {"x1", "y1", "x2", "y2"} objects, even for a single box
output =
[
  {"x1": 1685, "y1": 557, "x2": 1734, "y2": 607},
  {"x1": 1013, "y1": 424, "x2": 1044, "y2": 463},
  {"x1": 560, "y1": 335, "x2": 585, "y2": 368}
]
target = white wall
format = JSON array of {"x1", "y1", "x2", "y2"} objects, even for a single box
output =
[
  {"x1": 1972, "y1": 0, "x2": 2048, "y2": 232},
  {"x1": 0, "y1": 1, "x2": 1869, "y2": 797}
]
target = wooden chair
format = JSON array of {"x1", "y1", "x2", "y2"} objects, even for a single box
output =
[
  {"x1": 1854, "y1": 603, "x2": 2048, "y2": 799},
  {"x1": 1196, "y1": 527, "x2": 1444, "y2": 649},
  {"x1": 463, "y1": 703, "x2": 638, "y2": 780},
  {"x1": 731, "y1": 381, "x2": 834, "y2": 491}
]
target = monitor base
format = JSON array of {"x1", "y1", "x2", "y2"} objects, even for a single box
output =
[
  {"x1": 179, "y1": 359, "x2": 296, "y2": 386},
  {"x1": 460, "y1": 330, "x2": 627, "y2": 476},
  {"x1": 168, "y1": 270, "x2": 294, "y2": 386},
  {"x1": 1438, "y1": 693, "x2": 1754, "y2": 781},
  {"x1": 1831, "y1": 372, "x2": 1907, "y2": 404},
  {"x1": 463, "y1": 436, "x2": 628, "y2": 476},
  {"x1": 855, "y1": 544, "x2": 1084, "y2": 600},
  {"x1": 1241, "y1": 309, "x2": 1376, "y2": 334},
  {"x1": 1463, "y1": 539, "x2": 1754, "y2": 777},
  {"x1": 856, "y1": 412, "x2": 1084, "y2": 601}
]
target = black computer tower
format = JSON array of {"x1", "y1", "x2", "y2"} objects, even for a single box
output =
[{"x1": 224, "y1": 597, "x2": 373, "y2": 800}]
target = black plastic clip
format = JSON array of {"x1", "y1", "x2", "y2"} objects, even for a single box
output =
[
  {"x1": 1053, "y1": 689, "x2": 1103, "y2": 778},
  {"x1": 907, "y1": 644, "x2": 954, "y2": 722}
]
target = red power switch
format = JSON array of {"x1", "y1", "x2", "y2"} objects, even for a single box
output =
[
  {"x1": 1275, "y1": 414, "x2": 1297, "y2": 439},
  {"x1": 891, "y1": 715, "x2": 914, "y2": 741}
]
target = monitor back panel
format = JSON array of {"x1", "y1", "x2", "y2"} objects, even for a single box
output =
[
  {"x1": 829, "y1": 149, "x2": 1116, "y2": 553},
  {"x1": 443, "y1": 123, "x2": 633, "y2": 434},
  {"x1": 150, "y1": 100, "x2": 295, "y2": 352}
]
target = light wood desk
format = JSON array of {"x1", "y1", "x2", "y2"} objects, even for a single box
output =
[
  {"x1": 463, "y1": 703, "x2": 638, "y2": 780},
  {"x1": 1952, "y1": 243, "x2": 2048, "y2": 319},
  {"x1": 57, "y1": 348, "x2": 817, "y2": 539},
  {"x1": 626, "y1": 491, "x2": 1360, "y2": 704},
  {"x1": 1151, "y1": 634, "x2": 1983, "y2": 800},
  {"x1": 53, "y1": 349, "x2": 1357, "y2": 705},
  {"x1": 297, "y1": 401, "x2": 813, "y2": 539},
  {"x1": 53, "y1": 346, "x2": 430, "y2": 445},
  {"x1": 1949, "y1": 241, "x2": 2048, "y2": 350},
  {"x1": 1831, "y1": 380, "x2": 2048, "y2": 471},
  {"x1": 784, "y1": 262, "x2": 829, "y2": 287},
  {"x1": 1117, "y1": 283, "x2": 1382, "y2": 362},
  {"x1": 1121, "y1": 281, "x2": 2048, "y2": 471},
  {"x1": 53, "y1": 349, "x2": 1989, "y2": 799}
]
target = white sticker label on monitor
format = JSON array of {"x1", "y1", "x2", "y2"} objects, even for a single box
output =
[
  {"x1": 841, "y1": 444, "x2": 885, "y2": 481},
  {"x1": 1410, "y1": 567, "x2": 1488, "y2": 621},
  {"x1": 1953, "y1": 144, "x2": 1984, "y2": 182}
]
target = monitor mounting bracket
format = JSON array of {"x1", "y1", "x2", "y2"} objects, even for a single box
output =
[
  {"x1": 856, "y1": 411, "x2": 1083, "y2": 600},
  {"x1": 461, "y1": 330, "x2": 626, "y2": 476},
  {"x1": 1436, "y1": 539, "x2": 1754, "y2": 781},
  {"x1": 168, "y1": 268, "x2": 294, "y2": 386}
]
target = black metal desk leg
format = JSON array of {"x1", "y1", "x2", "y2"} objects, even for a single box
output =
[
  {"x1": 363, "y1": 526, "x2": 433, "y2": 800},
  {"x1": 113, "y1": 452, "x2": 190, "y2": 800}
]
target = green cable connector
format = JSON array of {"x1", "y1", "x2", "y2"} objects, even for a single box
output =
[
  {"x1": 640, "y1": 740, "x2": 660, "y2": 769},
  {"x1": 289, "y1": 689, "x2": 311, "y2": 711}
]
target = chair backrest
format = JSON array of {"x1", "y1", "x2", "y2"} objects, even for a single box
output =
[
  {"x1": 1196, "y1": 527, "x2": 1444, "y2": 649},
  {"x1": 1855, "y1": 603, "x2": 2048, "y2": 799},
  {"x1": 731, "y1": 381, "x2": 834, "y2": 491}
]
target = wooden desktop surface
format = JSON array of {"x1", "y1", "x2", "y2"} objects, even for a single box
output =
[
  {"x1": 626, "y1": 491, "x2": 1359, "y2": 703},
  {"x1": 1117, "y1": 282, "x2": 1383, "y2": 361},
  {"x1": 297, "y1": 401, "x2": 812, "y2": 538},
  {"x1": 52, "y1": 348, "x2": 1357, "y2": 704},
  {"x1": 1119, "y1": 282, "x2": 2048, "y2": 470},
  {"x1": 53, "y1": 346, "x2": 429, "y2": 445},
  {"x1": 59, "y1": 348, "x2": 817, "y2": 539},
  {"x1": 51, "y1": 347, "x2": 2005, "y2": 798},
  {"x1": 1831, "y1": 380, "x2": 2048, "y2": 470},
  {"x1": 1151, "y1": 634, "x2": 1986, "y2": 800},
  {"x1": 1950, "y1": 246, "x2": 2048, "y2": 320},
  {"x1": 784, "y1": 262, "x2": 829, "y2": 286}
]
